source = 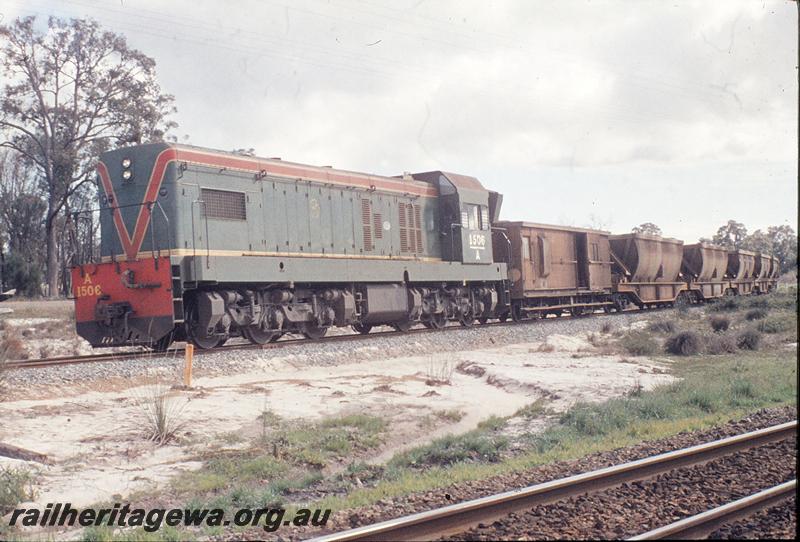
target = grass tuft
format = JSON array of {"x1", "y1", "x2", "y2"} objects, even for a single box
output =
[
  {"x1": 389, "y1": 430, "x2": 508, "y2": 469},
  {"x1": 135, "y1": 382, "x2": 189, "y2": 445}
]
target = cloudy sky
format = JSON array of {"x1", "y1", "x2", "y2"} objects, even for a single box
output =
[{"x1": 2, "y1": 0, "x2": 797, "y2": 241}]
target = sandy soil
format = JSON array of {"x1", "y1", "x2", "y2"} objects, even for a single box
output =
[{"x1": 0, "y1": 331, "x2": 673, "y2": 510}]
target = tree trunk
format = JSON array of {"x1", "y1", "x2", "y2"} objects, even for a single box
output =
[{"x1": 45, "y1": 197, "x2": 59, "y2": 298}]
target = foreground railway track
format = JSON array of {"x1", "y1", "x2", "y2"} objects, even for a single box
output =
[
  {"x1": 311, "y1": 421, "x2": 797, "y2": 541},
  {"x1": 630, "y1": 479, "x2": 796, "y2": 540},
  {"x1": 4, "y1": 303, "x2": 681, "y2": 371}
]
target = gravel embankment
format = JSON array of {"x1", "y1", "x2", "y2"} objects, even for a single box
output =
[
  {"x1": 281, "y1": 407, "x2": 795, "y2": 541},
  {"x1": 6, "y1": 308, "x2": 666, "y2": 387}
]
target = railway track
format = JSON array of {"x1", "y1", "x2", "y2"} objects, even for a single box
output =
[
  {"x1": 310, "y1": 420, "x2": 797, "y2": 542},
  {"x1": 4, "y1": 303, "x2": 681, "y2": 371},
  {"x1": 630, "y1": 479, "x2": 796, "y2": 540}
]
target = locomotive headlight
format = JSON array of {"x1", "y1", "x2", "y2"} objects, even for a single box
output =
[
  {"x1": 121, "y1": 158, "x2": 132, "y2": 168},
  {"x1": 122, "y1": 169, "x2": 133, "y2": 181}
]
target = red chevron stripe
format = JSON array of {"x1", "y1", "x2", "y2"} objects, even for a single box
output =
[{"x1": 97, "y1": 148, "x2": 177, "y2": 260}]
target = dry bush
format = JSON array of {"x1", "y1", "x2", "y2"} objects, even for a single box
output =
[
  {"x1": 648, "y1": 319, "x2": 676, "y2": 334},
  {"x1": 455, "y1": 361, "x2": 486, "y2": 378},
  {"x1": 705, "y1": 334, "x2": 738, "y2": 355},
  {"x1": 745, "y1": 308, "x2": 768, "y2": 321},
  {"x1": 0, "y1": 331, "x2": 27, "y2": 361},
  {"x1": 425, "y1": 359, "x2": 454, "y2": 386},
  {"x1": 665, "y1": 331, "x2": 702, "y2": 356},
  {"x1": 600, "y1": 321, "x2": 614, "y2": 334},
  {"x1": 709, "y1": 315, "x2": 730, "y2": 332},
  {"x1": 736, "y1": 330, "x2": 762, "y2": 351}
]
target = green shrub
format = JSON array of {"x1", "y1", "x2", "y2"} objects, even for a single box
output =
[
  {"x1": 757, "y1": 316, "x2": 792, "y2": 334},
  {"x1": 0, "y1": 466, "x2": 36, "y2": 515},
  {"x1": 648, "y1": 319, "x2": 676, "y2": 334},
  {"x1": 709, "y1": 296, "x2": 740, "y2": 312},
  {"x1": 736, "y1": 330, "x2": 762, "y2": 350},
  {"x1": 665, "y1": 331, "x2": 702, "y2": 356},
  {"x1": 620, "y1": 331, "x2": 659, "y2": 356},
  {"x1": 745, "y1": 308, "x2": 768, "y2": 321},
  {"x1": 705, "y1": 334, "x2": 738, "y2": 355},
  {"x1": 709, "y1": 315, "x2": 730, "y2": 332}
]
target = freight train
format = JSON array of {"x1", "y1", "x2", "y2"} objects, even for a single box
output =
[{"x1": 71, "y1": 143, "x2": 780, "y2": 350}]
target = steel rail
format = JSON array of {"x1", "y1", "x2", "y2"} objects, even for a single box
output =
[
  {"x1": 5, "y1": 303, "x2": 684, "y2": 371},
  {"x1": 309, "y1": 421, "x2": 797, "y2": 542},
  {"x1": 629, "y1": 479, "x2": 797, "y2": 540}
]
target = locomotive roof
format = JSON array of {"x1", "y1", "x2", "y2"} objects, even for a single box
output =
[{"x1": 109, "y1": 143, "x2": 486, "y2": 198}]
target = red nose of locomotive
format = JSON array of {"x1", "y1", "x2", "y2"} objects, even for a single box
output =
[{"x1": 72, "y1": 258, "x2": 176, "y2": 347}]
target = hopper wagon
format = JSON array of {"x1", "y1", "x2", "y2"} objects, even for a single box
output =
[
  {"x1": 680, "y1": 242, "x2": 729, "y2": 301},
  {"x1": 609, "y1": 233, "x2": 688, "y2": 308},
  {"x1": 725, "y1": 249, "x2": 757, "y2": 295}
]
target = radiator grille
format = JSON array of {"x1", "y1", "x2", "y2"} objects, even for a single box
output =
[
  {"x1": 399, "y1": 202, "x2": 423, "y2": 254},
  {"x1": 201, "y1": 189, "x2": 246, "y2": 220},
  {"x1": 361, "y1": 198, "x2": 373, "y2": 251}
]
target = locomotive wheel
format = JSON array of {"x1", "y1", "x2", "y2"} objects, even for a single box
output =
[
  {"x1": 186, "y1": 305, "x2": 224, "y2": 350},
  {"x1": 352, "y1": 323, "x2": 372, "y2": 335},
  {"x1": 301, "y1": 323, "x2": 328, "y2": 340},
  {"x1": 426, "y1": 312, "x2": 447, "y2": 329},
  {"x1": 511, "y1": 304, "x2": 523, "y2": 322},
  {"x1": 459, "y1": 307, "x2": 475, "y2": 327},
  {"x1": 477, "y1": 316, "x2": 489, "y2": 325},
  {"x1": 392, "y1": 320, "x2": 412, "y2": 332},
  {"x1": 242, "y1": 325, "x2": 279, "y2": 345}
]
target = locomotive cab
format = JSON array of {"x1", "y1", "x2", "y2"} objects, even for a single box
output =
[{"x1": 410, "y1": 171, "x2": 495, "y2": 265}]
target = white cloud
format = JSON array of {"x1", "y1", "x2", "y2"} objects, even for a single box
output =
[{"x1": 1, "y1": 0, "x2": 796, "y2": 241}]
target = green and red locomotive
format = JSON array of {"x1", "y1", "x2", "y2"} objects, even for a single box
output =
[{"x1": 72, "y1": 143, "x2": 508, "y2": 349}]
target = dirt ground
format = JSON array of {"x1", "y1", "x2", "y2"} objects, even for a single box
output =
[{"x1": 0, "y1": 329, "x2": 673, "y2": 510}]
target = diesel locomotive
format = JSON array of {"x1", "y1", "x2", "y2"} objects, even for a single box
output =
[
  {"x1": 71, "y1": 143, "x2": 780, "y2": 350},
  {"x1": 72, "y1": 143, "x2": 508, "y2": 349}
]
